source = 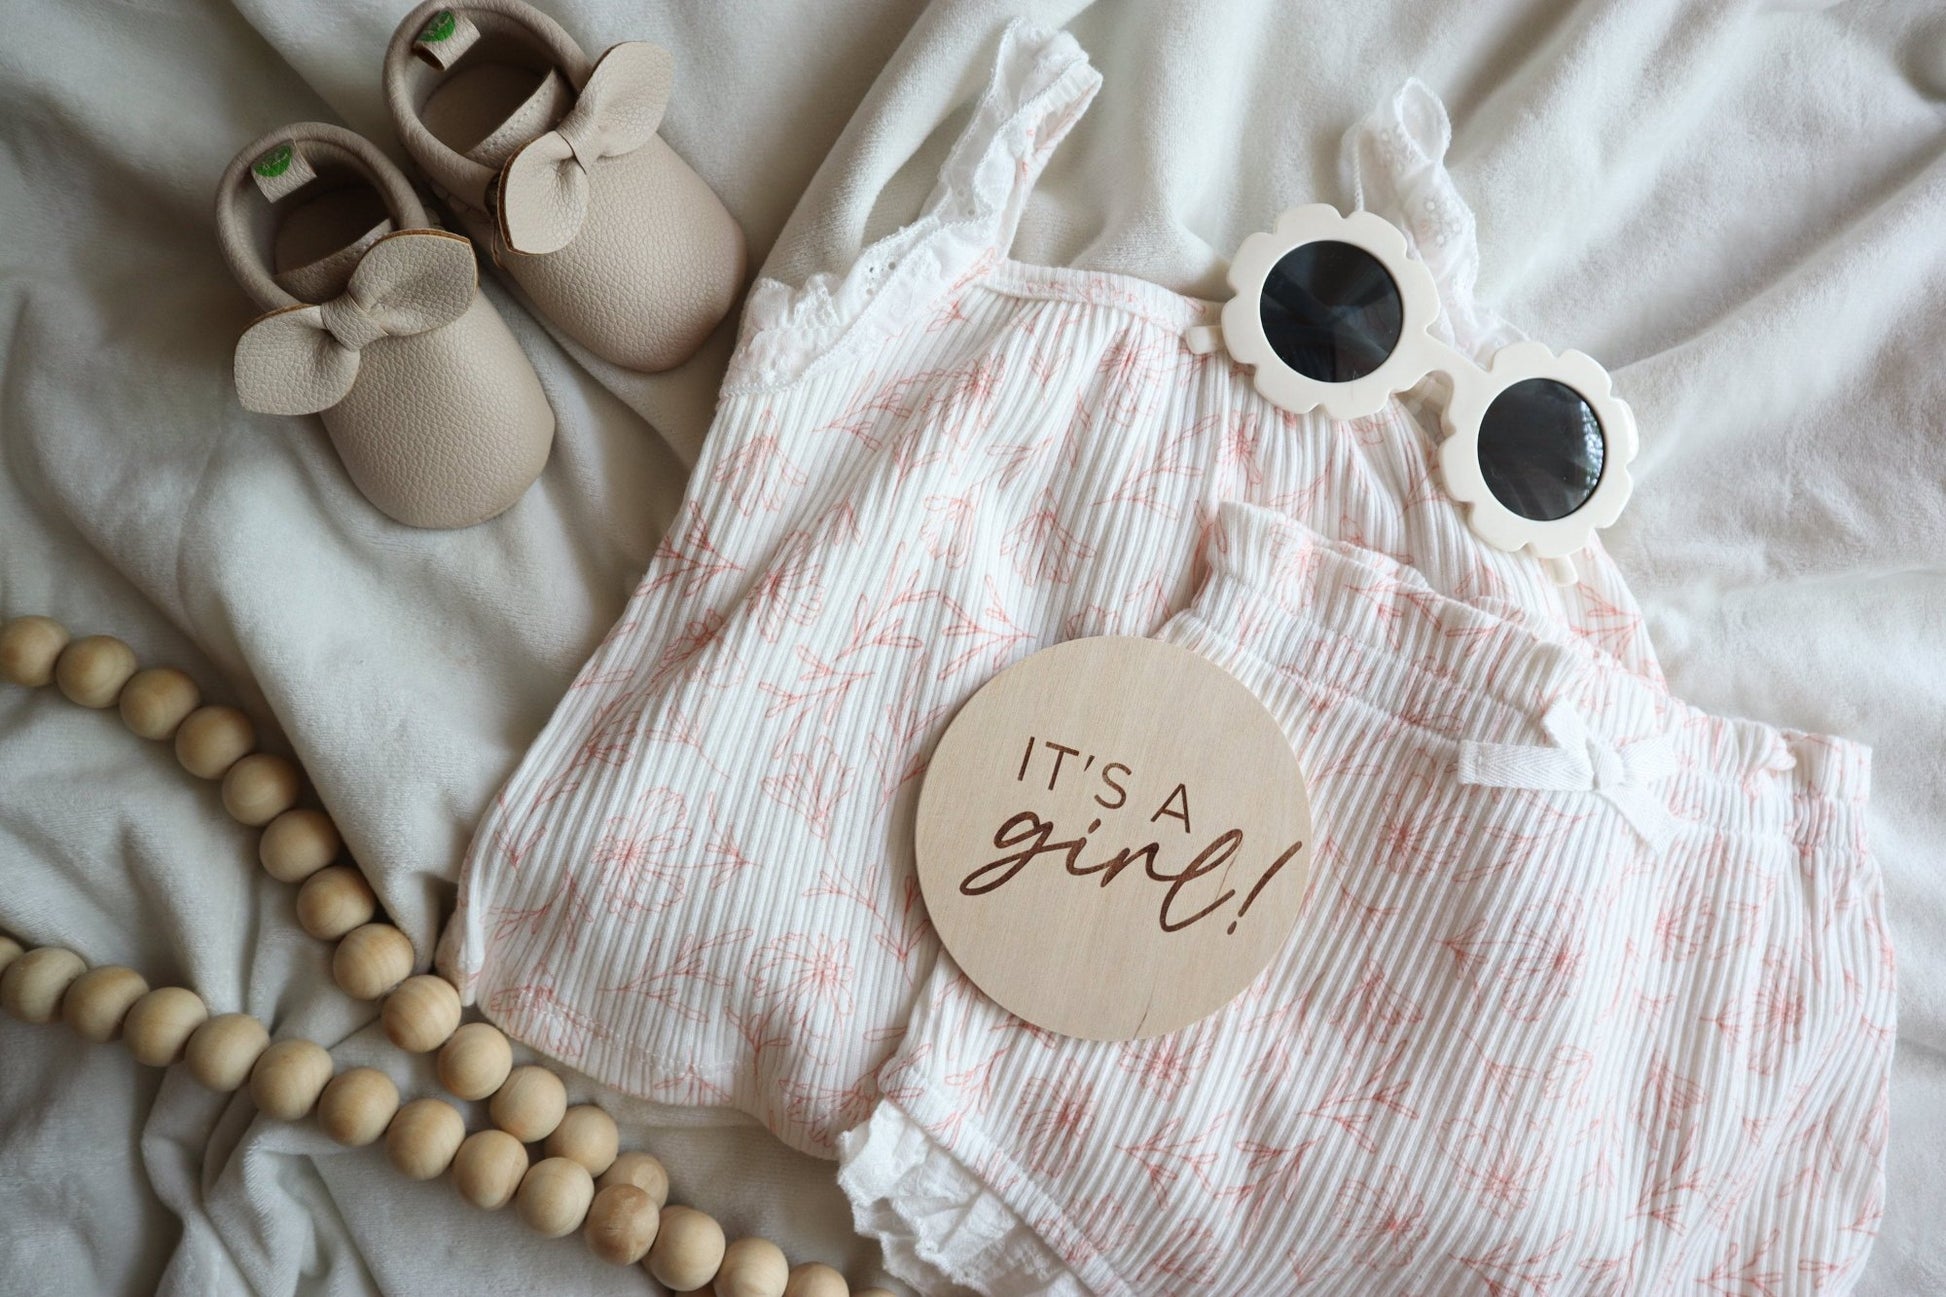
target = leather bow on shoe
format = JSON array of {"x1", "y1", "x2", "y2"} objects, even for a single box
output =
[
  {"x1": 494, "y1": 41, "x2": 674, "y2": 256},
  {"x1": 233, "y1": 229, "x2": 476, "y2": 416}
]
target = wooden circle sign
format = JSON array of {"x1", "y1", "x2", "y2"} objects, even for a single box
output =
[{"x1": 915, "y1": 635, "x2": 1312, "y2": 1041}]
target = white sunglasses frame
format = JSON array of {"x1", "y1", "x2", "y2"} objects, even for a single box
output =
[{"x1": 1187, "y1": 204, "x2": 1637, "y2": 584}]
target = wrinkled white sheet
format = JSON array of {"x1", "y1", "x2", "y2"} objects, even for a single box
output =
[{"x1": 1, "y1": 0, "x2": 1941, "y2": 1294}]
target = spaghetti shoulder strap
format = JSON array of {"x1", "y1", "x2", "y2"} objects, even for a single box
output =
[
  {"x1": 732, "y1": 21, "x2": 1101, "y2": 389},
  {"x1": 921, "y1": 21, "x2": 1099, "y2": 270}
]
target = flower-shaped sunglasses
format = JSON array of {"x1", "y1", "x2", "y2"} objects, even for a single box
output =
[{"x1": 1187, "y1": 205, "x2": 1635, "y2": 584}]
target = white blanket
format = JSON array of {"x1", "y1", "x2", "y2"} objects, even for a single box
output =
[{"x1": 1, "y1": 0, "x2": 1940, "y2": 1293}]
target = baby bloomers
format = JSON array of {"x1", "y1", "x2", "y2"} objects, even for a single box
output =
[
  {"x1": 438, "y1": 22, "x2": 1669, "y2": 1157},
  {"x1": 842, "y1": 503, "x2": 1894, "y2": 1295}
]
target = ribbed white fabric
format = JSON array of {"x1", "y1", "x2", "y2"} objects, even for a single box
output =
[
  {"x1": 840, "y1": 504, "x2": 1894, "y2": 1296},
  {"x1": 440, "y1": 22, "x2": 1667, "y2": 1159}
]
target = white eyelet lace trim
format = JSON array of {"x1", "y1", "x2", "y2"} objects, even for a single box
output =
[{"x1": 727, "y1": 22, "x2": 1102, "y2": 392}]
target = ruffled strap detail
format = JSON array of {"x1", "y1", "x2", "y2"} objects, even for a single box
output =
[
  {"x1": 1341, "y1": 80, "x2": 1523, "y2": 363},
  {"x1": 732, "y1": 21, "x2": 1102, "y2": 389}
]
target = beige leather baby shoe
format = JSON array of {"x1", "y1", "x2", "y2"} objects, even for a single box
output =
[
  {"x1": 217, "y1": 123, "x2": 554, "y2": 529},
  {"x1": 384, "y1": 1, "x2": 747, "y2": 373}
]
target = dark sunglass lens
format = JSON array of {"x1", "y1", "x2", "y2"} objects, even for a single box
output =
[
  {"x1": 1257, "y1": 241, "x2": 1403, "y2": 384},
  {"x1": 1476, "y1": 378, "x2": 1605, "y2": 521}
]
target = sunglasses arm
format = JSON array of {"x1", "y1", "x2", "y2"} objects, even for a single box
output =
[{"x1": 1184, "y1": 323, "x2": 1225, "y2": 355}]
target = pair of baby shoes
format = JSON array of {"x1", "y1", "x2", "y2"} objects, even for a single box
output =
[{"x1": 217, "y1": 0, "x2": 747, "y2": 530}]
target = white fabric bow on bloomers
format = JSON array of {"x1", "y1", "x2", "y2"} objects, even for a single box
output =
[{"x1": 1458, "y1": 698, "x2": 1680, "y2": 849}]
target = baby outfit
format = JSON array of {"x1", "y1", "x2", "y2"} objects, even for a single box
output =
[
  {"x1": 437, "y1": 20, "x2": 1894, "y2": 1293},
  {"x1": 441, "y1": 22, "x2": 1655, "y2": 1146}
]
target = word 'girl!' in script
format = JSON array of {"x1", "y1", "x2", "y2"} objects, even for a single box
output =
[{"x1": 959, "y1": 735, "x2": 1305, "y2": 936}]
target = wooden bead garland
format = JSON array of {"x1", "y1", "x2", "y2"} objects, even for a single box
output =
[
  {"x1": 3, "y1": 619, "x2": 898, "y2": 1297},
  {"x1": 516, "y1": 1156, "x2": 596, "y2": 1238},
  {"x1": 386, "y1": 1097, "x2": 466, "y2": 1180},
  {"x1": 0, "y1": 615, "x2": 70, "y2": 687},
  {"x1": 584, "y1": 1183, "x2": 659, "y2": 1265},
  {"x1": 544, "y1": 1104, "x2": 619, "y2": 1176},
  {"x1": 174, "y1": 704, "x2": 255, "y2": 780},
  {"x1": 185, "y1": 1012, "x2": 271, "y2": 1092},
  {"x1": 221, "y1": 753, "x2": 302, "y2": 827},
  {"x1": 783, "y1": 1264, "x2": 850, "y2": 1297},
  {"x1": 381, "y1": 974, "x2": 460, "y2": 1053},
  {"x1": 54, "y1": 635, "x2": 138, "y2": 708},
  {"x1": 490, "y1": 1064, "x2": 568, "y2": 1143},
  {"x1": 316, "y1": 1067, "x2": 399, "y2": 1147},
  {"x1": 123, "y1": 987, "x2": 209, "y2": 1066},
  {"x1": 452, "y1": 1128, "x2": 529, "y2": 1210},
  {"x1": 647, "y1": 1206, "x2": 728, "y2": 1292},
  {"x1": 1, "y1": 933, "x2": 894, "y2": 1297},
  {"x1": 119, "y1": 667, "x2": 201, "y2": 741},
  {"x1": 295, "y1": 866, "x2": 377, "y2": 941},
  {"x1": 598, "y1": 1150, "x2": 670, "y2": 1209},
  {"x1": 332, "y1": 922, "x2": 414, "y2": 1001},
  {"x1": 717, "y1": 1237, "x2": 791, "y2": 1297},
  {"x1": 0, "y1": 946, "x2": 87, "y2": 1023},
  {"x1": 61, "y1": 965, "x2": 151, "y2": 1043},
  {"x1": 258, "y1": 808, "x2": 341, "y2": 884},
  {"x1": 250, "y1": 1039, "x2": 335, "y2": 1120},
  {"x1": 437, "y1": 1021, "x2": 513, "y2": 1101}
]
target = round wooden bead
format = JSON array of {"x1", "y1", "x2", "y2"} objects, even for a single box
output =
[
  {"x1": 452, "y1": 1128, "x2": 529, "y2": 1210},
  {"x1": 258, "y1": 808, "x2": 341, "y2": 883},
  {"x1": 0, "y1": 616, "x2": 70, "y2": 687},
  {"x1": 332, "y1": 923, "x2": 414, "y2": 1001},
  {"x1": 221, "y1": 753, "x2": 302, "y2": 827},
  {"x1": 516, "y1": 1156, "x2": 596, "y2": 1238},
  {"x1": 184, "y1": 1013, "x2": 270, "y2": 1092},
  {"x1": 646, "y1": 1206, "x2": 727, "y2": 1292},
  {"x1": 784, "y1": 1264, "x2": 851, "y2": 1297},
  {"x1": 61, "y1": 965, "x2": 150, "y2": 1043},
  {"x1": 119, "y1": 667, "x2": 201, "y2": 741},
  {"x1": 0, "y1": 935, "x2": 22, "y2": 978},
  {"x1": 584, "y1": 1182, "x2": 659, "y2": 1265},
  {"x1": 437, "y1": 1022, "x2": 513, "y2": 1101},
  {"x1": 53, "y1": 635, "x2": 138, "y2": 708},
  {"x1": 598, "y1": 1150, "x2": 670, "y2": 1208},
  {"x1": 123, "y1": 987, "x2": 208, "y2": 1066},
  {"x1": 174, "y1": 704, "x2": 256, "y2": 780},
  {"x1": 1, "y1": 947, "x2": 88, "y2": 1023},
  {"x1": 717, "y1": 1237, "x2": 790, "y2": 1297},
  {"x1": 316, "y1": 1067, "x2": 399, "y2": 1146},
  {"x1": 386, "y1": 1098, "x2": 465, "y2": 1180},
  {"x1": 545, "y1": 1104, "x2": 619, "y2": 1176},
  {"x1": 490, "y1": 1064, "x2": 567, "y2": 1142},
  {"x1": 250, "y1": 1039, "x2": 335, "y2": 1121},
  {"x1": 381, "y1": 974, "x2": 460, "y2": 1053},
  {"x1": 295, "y1": 866, "x2": 376, "y2": 941}
]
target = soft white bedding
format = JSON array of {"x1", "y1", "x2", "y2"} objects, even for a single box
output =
[{"x1": 1, "y1": 0, "x2": 1940, "y2": 1293}]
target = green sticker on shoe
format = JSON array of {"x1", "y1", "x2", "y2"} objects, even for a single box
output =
[
  {"x1": 412, "y1": 9, "x2": 480, "y2": 68},
  {"x1": 249, "y1": 139, "x2": 315, "y2": 203}
]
